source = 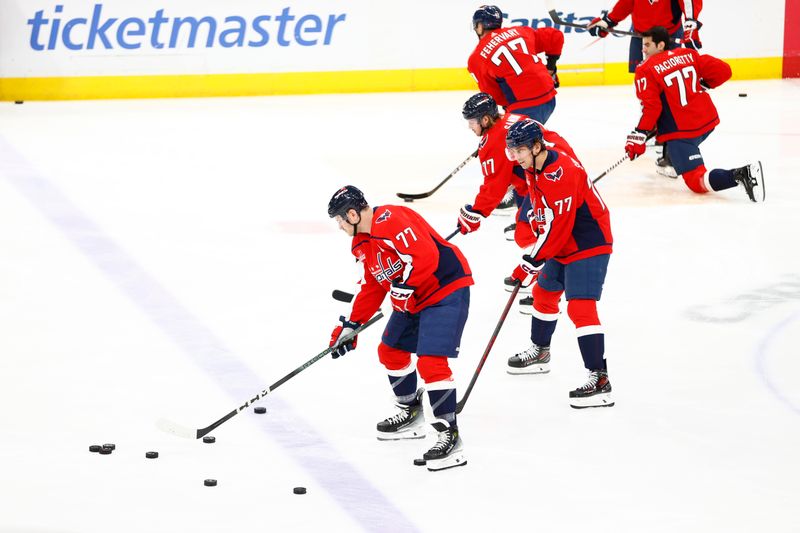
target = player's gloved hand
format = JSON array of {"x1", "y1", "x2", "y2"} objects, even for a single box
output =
[
  {"x1": 683, "y1": 19, "x2": 702, "y2": 49},
  {"x1": 389, "y1": 281, "x2": 415, "y2": 313},
  {"x1": 510, "y1": 254, "x2": 544, "y2": 288},
  {"x1": 546, "y1": 55, "x2": 560, "y2": 88},
  {"x1": 625, "y1": 130, "x2": 648, "y2": 161},
  {"x1": 457, "y1": 204, "x2": 482, "y2": 234},
  {"x1": 329, "y1": 316, "x2": 361, "y2": 359},
  {"x1": 550, "y1": 71, "x2": 560, "y2": 88},
  {"x1": 587, "y1": 14, "x2": 616, "y2": 38}
]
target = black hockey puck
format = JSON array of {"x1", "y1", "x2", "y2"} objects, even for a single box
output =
[
  {"x1": 739, "y1": 93, "x2": 747, "y2": 97},
  {"x1": 98, "y1": 447, "x2": 113, "y2": 455},
  {"x1": 89, "y1": 445, "x2": 102, "y2": 453},
  {"x1": 254, "y1": 406, "x2": 267, "y2": 414},
  {"x1": 413, "y1": 458, "x2": 427, "y2": 466},
  {"x1": 203, "y1": 436, "x2": 216, "y2": 444},
  {"x1": 293, "y1": 487, "x2": 307, "y2": 494},
  {"x1": 403, "y1": 198, "x2": 414, "y2": 203},
  {"x1": 102, "y1": 443, "x2": 116, "y2": 451},
  {"x1": 145, "y1": 451, "x2": 159, "y2": 459},
  {"x1": 14, "y1": 101, "x2": 23, "y2": 104},
  {"x1": 204, "y1": 479, "x2": 217, "y2": 487}
]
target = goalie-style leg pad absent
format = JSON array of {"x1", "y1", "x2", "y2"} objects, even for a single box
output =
[
  {"x1": 376, "y1": 388, "x2": 426, "y2": 440},
  {"x1": 423, "y1": 418, "x2": 467, "y2": 471},
  {"x1": 377, "y1": 344, "x2": 424, "y2": 440},
  {"x1": 567, "y1": 299, "x2": 606, "y2": 372},
  {"x1": 569, "y1": 370, "x2": 614, "y2": 409},
  {"x1": 731, "y1": 161, "x2": 765, "y2": 202}
]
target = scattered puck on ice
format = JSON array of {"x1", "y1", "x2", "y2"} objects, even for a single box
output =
[
  {"x1": 403, "y1": 198, "x2": 414, "y2": 203},
  {"x1": 202, "y1": 436, "x2": 216, "y2": 444},
  {"x1": 98, "y1": 447, "x2": 113, "y2": 455},
  {"x1": 204, "y1": 479, "x2": 217, "y2": 487},
  {"x1": 89, "y1": 445, "x2": 102, "y2": 453},
  {"x1": 739, "y1": 93, "x2": 747, "y2": 97},
  {"x1": 14, "y1": 101, "x2": 23, "y2": 104},
  {"x1": 413, "y1": 458, "x2": 427, "y2": 466},
  {"x1": 102, "y1": 443, "x2": 116, "y2": 451},
  {"x1": 293, "y1": 487, "x2": 307, "y2": 495},
  {"x1": 254, "y1": 406, "x2": 267, "y2": 414},
  {"x1": 145, "y1": 451, "x2": 159, "y2": 459}
]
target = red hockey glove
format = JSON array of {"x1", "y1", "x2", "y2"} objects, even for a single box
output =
[
  {"x1": 682, "y1": 19, "x2": 702, "y2": 49},
  {"x1": 329, "y1": 316, "x2": 361, "y2": 359},
  {"x1": 457, "y1": 204, "x2": 482, "y2": 234},
  {"x1": 587, "y1": 14, "x2": 616, "y2": 38},
  {"x1": 389, "y1": 281, "x2": 415, "y2": 313},
  {"x1": 625, "y1": 130, "x2": 648, "y2": 161},
  {"x1": 510, "y1": 254, "x2": 544, "y2": 288}
]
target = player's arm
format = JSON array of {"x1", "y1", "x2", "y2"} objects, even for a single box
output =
[
  {"x1": 696, "y1": 53, "x2": 731, "y2": 89},
  {"x1": 530, "y1": 27, "x2": 564, "y2": 58},
  {"x1": 606, "y1": 0, "x2": 634, "y2": 24},
  {"x1": 470, "y1": 145, "x2": 516, "y2": 217},
  {"x1": 681, "y1": 0, "x2": 703, "y2": 49},
  {"x1": 373, "y1": 209, "x2": 438, "y2": 286},
  {"x1": 634, "y1": 68, "x2": 662, "y2": 133},
  {"x1": 468, "y1": 54, "x2": 508, "y2": 107},
  {"x1": 348, "y1": 242, "x2": 388, "y2": 324},
  {"x1": 526, "y1": 166, "x2": 580, "y2": 263}
]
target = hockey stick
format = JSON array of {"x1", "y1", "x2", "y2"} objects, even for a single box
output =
[
  {"x1": 331, "y1": 228, "x2": 460, "y2": 304},
  {"x1": 592, "y1": 130, "x2": 657, "y2": 184},
  {"x1": 396, "y1": 150, "x2": 479, "y2": 201},
  {"x1": 156, "y1": 311, "x2": 385, "y2": 439},
  {"x1": 455, "y1": 281, "x2": 521, "y2": 414},
  {"x1": 548, "y1": 9, "x2": 639, "y2": 37}
]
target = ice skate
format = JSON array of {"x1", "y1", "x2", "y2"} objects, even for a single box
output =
[
  {"x1": 492, "y1": 186, "x2": 516, "y2": 216},
  {"x1": 423, "y1": 419, "x2": 467, "y2": 471},
  {"x1": 376, "y1": 389, "x2": 425, "y2": 440},
  {"x1": 504, "y1": 222, "x2": 516, "y2": 241},
  {"x1": 504, "y1": 276, "x2": 531, "y2": 294},
  {"x1": 569, "y1": 370, "x2": 614, "y2": 409},
  {"x1": 507, "y1": 343, "x2": 550, "y2": 374},
  {"x1": 733, "y1": 161, "x2": 765, "y2": 202},
  {"x1": 518, "y1": 295, "x2": 534, "y2": 315},
  {"x1": 655, "y1": 155, "x2": 678, "y2": 178}
]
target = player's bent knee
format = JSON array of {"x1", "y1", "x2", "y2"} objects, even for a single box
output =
[
  {"x1": 417, "y1": 355, "x2": 453, "y2": 384},
  {"x1": 378, "y1": 342, "x2": 412, "y2": 371},
  {"x1": 682, "y1": 165, "x2": 709, "y2": 194},
  {"x1": 567, "y1": 299, "x2": 600, "y2": 328},
  {"x1": 532, "y1": 283, "x2": 561, "y2": 314}
]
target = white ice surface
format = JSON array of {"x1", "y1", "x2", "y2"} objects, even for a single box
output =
[{"x1": 0, "y1": 80, "x2": 799, "y2": 533}]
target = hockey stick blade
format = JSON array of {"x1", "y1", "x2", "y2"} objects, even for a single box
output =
[
  {"x1": 156, "y1": 311, "x2": 385, "y2": 439},
  {"x1": 332, "y1": 289, "x2": 354, "y2": 303},
  {"x1": 548, "y1": 9, "x2": 639, "y2": 37},
  {"x1": 396, "y1": 150, "x2": 478, "y2": 200}
]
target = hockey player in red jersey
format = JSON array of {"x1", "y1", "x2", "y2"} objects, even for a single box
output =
[
  {"x1": 626, "y1": 26, "x2": 764, "y2": 201},
  {"x1": 505, "y1": 119, "x2": 615, "y2": 409},
  {"x1": 588, "y1": 0, "x2": 704, "y2": 72},
  {"x1": 468, "y1": 5, "x2": 564, "y2": 124},
  {"x1": 327, "y1": 186, "x2": 473, "y2": 471}
]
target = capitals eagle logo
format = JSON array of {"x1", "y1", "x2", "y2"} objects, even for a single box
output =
[{"x1": 544, "y1": 166, "x2": 563, "y2": 182}]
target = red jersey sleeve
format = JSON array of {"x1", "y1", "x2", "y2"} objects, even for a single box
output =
[
  {"x1": 607, "y1": 0, "x2": 635, "y2": 24},
  {"x1": 468, "y1": 51, "x2": 508, "y2": 107},
  {"x1": 634, "y1": 64, "x2": 662, "y2": 133},
  {"x1": 530, "y1": 27, "x2": 564, "y2": 57},
  {"x1": 681, "y1": 0, "x2": 703, "y2": 20},
  {"x1": 472, "y1": 130, "x2": 516, "y2": 216},
  {"x1": 696, "y1": 54, "x2": 731, "y2": 89},
  {"x1": 348, "y1": 236, "x2": 387, "y2": 324}
]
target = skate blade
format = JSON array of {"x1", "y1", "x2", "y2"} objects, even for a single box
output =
[
  {"x1": 569, "y1": 393, "x2": 614, "y2": 409},
  {"x1": 426, "y1": 452, "x2": 467, "y2": 472},
  {"x1": 505, "y1": 285, "x2": 531, "y2": 294},
  {"x1": 507, "y1": 364, "x2": 550, "y2": 375},
  {"x1": 518, "y1": 306, "x2": 533, "y2": 315},
  {"x1": 376, "y1": 427, "x2": 426, "y2": 441},
  {"x1": 750, "y1": 161, "x2": 765, "y2": 202},
  {"x1": 655, "y1": 166, "x2": 678, "y2": 179}
]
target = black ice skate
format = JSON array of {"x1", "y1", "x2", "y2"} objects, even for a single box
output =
[
  {"x1": 733, "y1": 161, "x2": 765, "y2": 202},
  {"x1": 493, "y1": 186, "x2": 516, "y2": 215},
  {"x1": 655, "y1": 155, "x2": 678, "y2": 178},
  {"x1": 504, "y1": 222, "x2": 516, "y2": 241},
  {"x1": 569, "y1": 370, "x2": 615, "y2": 409},
  {"x1": 376, "y1": 389, "x2": 425, "y2": 440},
  {"x1": 518, "y1": 295, "x2": 534, "y2": 315},
  {"x1": 507, "y1": 343, "x2": 550, "y2": 374},
  {"x1": 504, "y1": 276, "x2": 531, "y2": 294},
  {"x1": 423, "y1": 419, "x2": 466, "y2": 471}
]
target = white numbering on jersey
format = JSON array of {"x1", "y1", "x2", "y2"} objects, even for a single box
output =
[
  {"x1": 554, "y1": 197, "x2": 573, "y2": 215},
  {"x1": 636, "y1": 77, "x2": 647, "y2": 92},
  {"x1": 663, "y1": 66, "x2": 699, "y2": 107},
  {"x1": 481, "y1": 158, "x2": 495, "y2": 176},
  {"x1": 395, "y1": 227, "x2": 417, "y2": 247},
  {"x1": 490, "y1": 37, "x2": 537, "y2": 76}
]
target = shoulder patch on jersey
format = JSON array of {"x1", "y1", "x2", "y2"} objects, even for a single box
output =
[
  {"x1": 375, "y1": 209, "x2": 391, "y2": 224},
  {"x1": 544, "y1": 167, "x2": 563, "y2": 182}
]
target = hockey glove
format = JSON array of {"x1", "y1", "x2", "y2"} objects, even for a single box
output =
[
  {"x1": 625, "y1": 130, "x2": 648, "y2": 161},
  {"x1": 457, "y1": 204, "x2": 482, "y2": 234},
  {"x1": 389, "y1": 281, "x2": 415, "y2": 313},
  {"x1": 682, "y1": 19, "x2": 702, "y2": 49},
  {"x1": 587, "y1": 14, "x2": 616, "y2": 38},
  {"x1": 329, "y1": 316, "x2": 361, "y2": 359},
  {"x1": 510, "y1": 254, "x2": 544, "y2": 288}
]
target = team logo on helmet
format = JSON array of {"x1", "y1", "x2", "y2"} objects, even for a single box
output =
[
  {"x1": 544, "y1": 167, "x2": 563, "y2": 182},
  {"x1": 375, "y1": 210, "x2": 391, "y2": 224}
]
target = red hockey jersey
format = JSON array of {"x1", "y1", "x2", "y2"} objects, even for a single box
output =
[
  {"x1": 468, "y1": 26, "x2": 563, "y2": 113},
  {"x1": 635, "y1": 47, "x2": 731, "y2": 142},
  {"x1": 472, "y1": 113, "x2": 579, "y2": 216},
  {"x1": 608, "y1": 0, "x2": 703, "y2": 34},
  {"x1": 524, "y1": 150, "x2": 613, "y2": 264},
  {"x1": 348, "y1": 206, "x2": 473, "y2": 323}
]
